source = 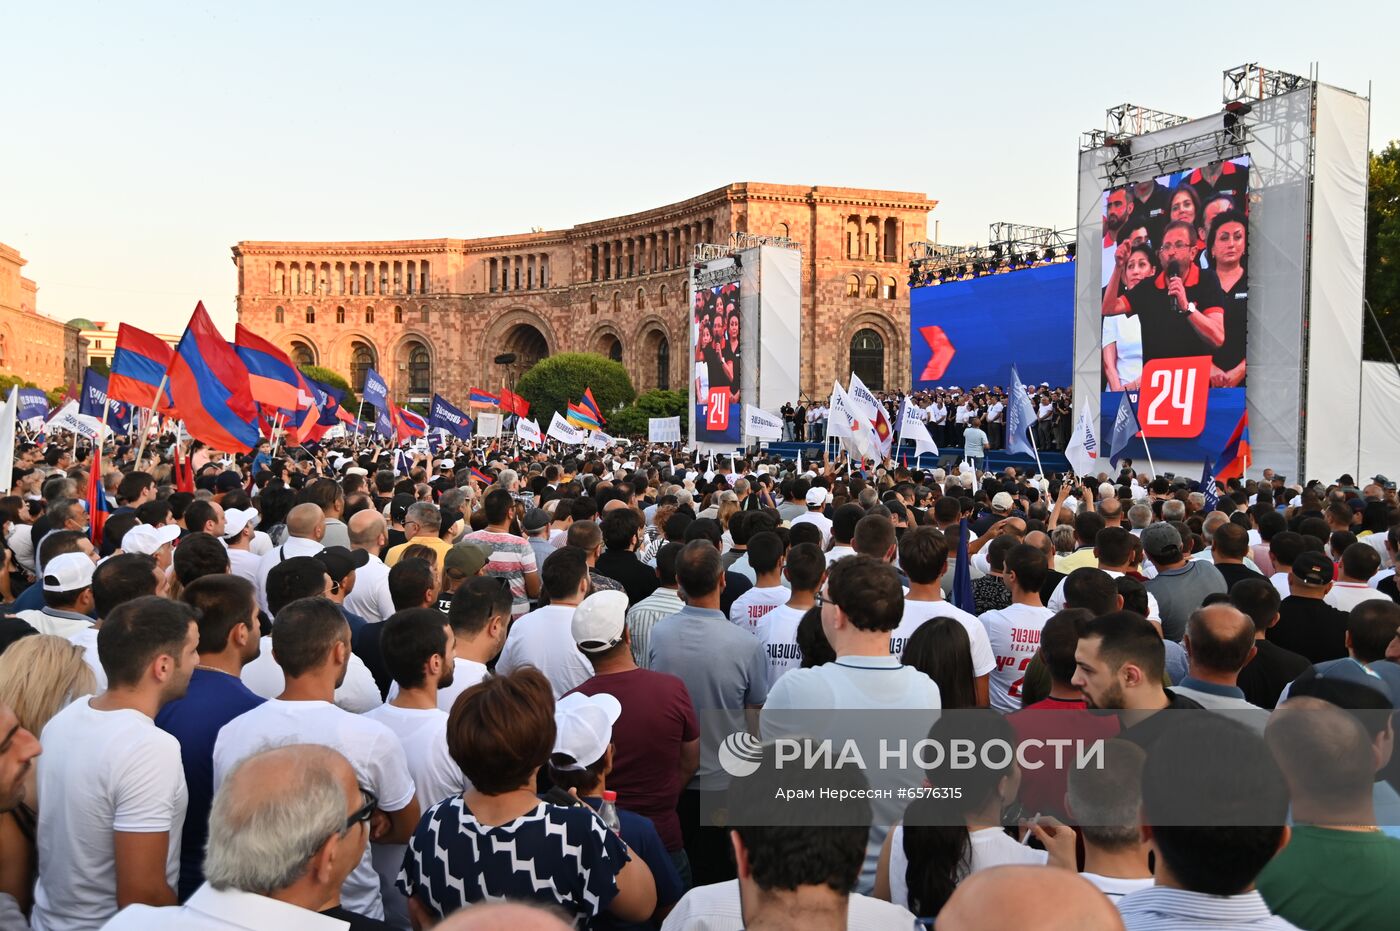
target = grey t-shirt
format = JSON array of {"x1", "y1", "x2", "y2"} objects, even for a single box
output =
[{"x1": 1145, "y1": 560, "x2": 1228, "y2": 641}]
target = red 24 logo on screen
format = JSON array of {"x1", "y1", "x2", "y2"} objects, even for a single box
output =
[
  {"x1": 1138, "y1": 356, "x2": 1211, "y2": 438},
  {"x1": 706, "y1": 388, "x2": 731, "y2": 431}
]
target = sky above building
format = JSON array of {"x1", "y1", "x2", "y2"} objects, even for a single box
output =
[{"x1": 3, "y1": 1, "x2": 1396, "y2": 334}]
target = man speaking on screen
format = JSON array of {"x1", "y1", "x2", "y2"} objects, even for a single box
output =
[{"x1": 1101, "y1": 219, "x2": 1225, "y2": 367}]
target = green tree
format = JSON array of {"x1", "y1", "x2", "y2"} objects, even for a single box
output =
[
  {"x1": 1365, "y1": 141, "x2": 1400, "y2": 361},
  {"x1": 608, "y1": 389, "x2": 689, "y2": 437},
  {"x1": 90, "y1": 357, "x2": 111, "y2": 377},
  {"x1": 0, "y1": 375, "x2": 39, "y2": 400},
  {"x1": 299, "y1": 365, "x2": 358, "y2": 411},
  {"x1": 515, "y1": 353, "x2": 635, "y2": 426}
]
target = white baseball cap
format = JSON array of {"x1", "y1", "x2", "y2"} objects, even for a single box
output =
[
  {"x1": 224, "y1": 507, "x2": 260, "y2": 538},
  {"x1": 551, "y1": 691, "x2": 622, "y2": 770},
  {"x1": 805, "y1": 486, "x2": 830, "y2": 507},
  {"x1": 42, "y1": 552, "x2": 96, "y2": 593},
  {"x1": 571, "y1": 590, "x2": 629, "y2": 654},
  {"x1": 122, "y1": 523, "x2": 181, "y2": 556}
]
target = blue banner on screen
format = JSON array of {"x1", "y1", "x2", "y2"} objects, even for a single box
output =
[{"x1": 910, "y1": 262, "x2": 1074, "y2": 390}]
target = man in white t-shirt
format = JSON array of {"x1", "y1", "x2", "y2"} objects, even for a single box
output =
[
  {"x1": 342, "y1": 510, "x2": 397, "y2": 624},
  {"x1": 365, "y1": 608, "x2": 470, "y2": 928},
  {"x1": 979, "y1": 543, "x2": 1055, "y2": 713},
  {"x1": 212, "y1": 597, "x2": 421, "y2": 921},
  {"x1": 254, "y1": 503, "x2": 326, "y2": 613},
  {"x1": 789, "y1": 487, "x2": 833, "y2": 545},
  {"x1": 32, "y1": 595, "x2": 198, "y2": 931},
  {"x1": 758, "y1": 543, "x2": 825, "y2": 688},
  {"x1": 1325, "y1": 543, "x2": 1390, "y2": 613},
  {"x1": 221, "y1": 507, "x2": 262, "y2": 587},
  {"x1": 495, "y1": 546, "x2": 594, "y2": 698},
  {"x1": 1047, "y1": 526, "x2": 1162, "y2": 622},
  {"x1": 728, "y1": 532, "x2": 790, "y2": 635},
  {"x1": 891, "y1": 526, "x2": 996, "y2": 706},
  {"x1": 387, "y1": 575, "x2": 510, "y2": 709}
]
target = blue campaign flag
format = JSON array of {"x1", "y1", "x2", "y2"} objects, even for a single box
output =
[
  {"x1": 1004, "y1": 365, "x2": 1038, "y2": 458},
  {"x1": 951, "y1": 517, "x2": 976, "y2": 614},
  {"x1": 362, "y1": 369, "x2": 390, "y2": 413},
  {"x1": 1201, "y1": 461, "x2": 1219, "y2": 512},
  {"x1": 78, "y1": 369, "x2": 132, "y2": 433},
  {"x1": 15, "y1": 388, "x2": 49, "y2": 423},
  {"x1": 374, "y1": 406, "x2": 395, "y2": 440},
  {"x1": 429, "y1": 394, "x2": 473, "y2": 441},
  {"x1": 306, "y1": 377, "x2": 345, "y2": 426},
  {"x1": 1108, "y1": 392, "x2": 1141, "y2": 467}
]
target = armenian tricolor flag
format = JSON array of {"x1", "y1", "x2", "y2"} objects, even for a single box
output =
[{"x1": 469, "y1": 388, "x2": 500, "y2": 409}]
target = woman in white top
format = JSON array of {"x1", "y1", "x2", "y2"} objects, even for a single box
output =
[{"x1": 874, "y1": 710, "x2": 1076, "y2": 919}]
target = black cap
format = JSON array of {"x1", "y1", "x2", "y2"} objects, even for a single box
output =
[
  {"x1": 390, "y1": 493, "x2": 415, "y2": 523},
  {"x1": 316, "y1": 545, "x2": 370, "y2": 583},
  {"x1": 1290, "y1": 551, "x2": 1335, "y2": 586}
]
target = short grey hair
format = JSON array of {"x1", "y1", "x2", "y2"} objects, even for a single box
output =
[
  {"x1": 1161, "y1": 499, "x2": 1187, "y2": 522},
  {"x1": 205, "y1": 745, "x2": 350, "y2": 895},
  {"x1": 1201, "y1": 510, "x2": 1228, "y2": 542},
  {"x1": 1128, "y1": 504, "x2": 1153, "y2": 529},
  {"x1": 496, "y1": 469, "x2": 519, "y2": 489},
  {"x1": 1051, "y1": 525, "x2": 1076, "y2": 556},
  {"x1": 439, "y1": 488, "x2": 467, "y2": 513},
  {"x1": 405, "y1": 501, "x2": 441, "y2": 531}
]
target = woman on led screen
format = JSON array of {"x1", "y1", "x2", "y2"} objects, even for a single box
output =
[
  {"x1": 1168, "y1": 183, "x2": 1203, "y2": 252},
  {"x1": 1102, "y1": 244, "x2": 1156, "y2": 391},
  {"x1": 1205, "y1": 209, "x2": 1248, "y2": 387}
]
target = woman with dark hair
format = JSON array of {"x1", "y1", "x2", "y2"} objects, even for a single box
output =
[
  {"x1": 397, "y1": 667, "x2": 657, "y2": 928},
  {"x1": 874, "y1": 710, "x2": 1076, "y2": 918},
  {"x1": 1205, "y1": 208, "x2": 1248, "y2": 387},
  {"x1": 1168, "y1": 182, "x2": 1204, "y2": 250},
  {"x1": 900, "y1": 617, "x2": 977, "y2": 709}
]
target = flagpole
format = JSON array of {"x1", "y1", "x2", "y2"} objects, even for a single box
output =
[
  {"x1": 133, "y1": 374, "x2": 169, "y2": 467},
  {"x1": 1139, "y1": 430, "x2": 1157, "y2": 481}
]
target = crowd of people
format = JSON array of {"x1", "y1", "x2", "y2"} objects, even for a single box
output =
[{"x1": 0, "y1": 428, "x2": 1397, "y2": 930}]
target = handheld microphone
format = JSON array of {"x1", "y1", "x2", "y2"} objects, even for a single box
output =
[{"x1": 1166, "y1": 260, "x2": 1182, "y2": 312}]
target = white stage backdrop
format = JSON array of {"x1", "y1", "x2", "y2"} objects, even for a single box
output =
[
  {"x1": 755, "y1": 246, "x2": 802, "y2": 412},
  {"x1": 1360, "y1": 362, "x2": 1400, "y2": 480}
]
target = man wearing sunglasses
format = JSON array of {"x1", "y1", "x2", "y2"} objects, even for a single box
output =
[{"x1": 103, "y1": 743, "x2": 387, "y2": 929}]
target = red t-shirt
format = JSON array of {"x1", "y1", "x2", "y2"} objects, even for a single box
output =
[
  {"x1": 570, "y1": 668, "x2": 699, "y2": 851},
  {"x1": 1008, "y1": 698, "x2": 1121, "y2": 819}
]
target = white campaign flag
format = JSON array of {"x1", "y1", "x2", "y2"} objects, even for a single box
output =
[
  {"x1": 846, "y1": 372, "x2": 894, "y2": 458},
  {"x1": 587, "y1": 430, "x2": 615, "y2": 449},
  {"x1": 516, "y1": 417, "x2": 543, "y2": 446},
  {"x1": 898, "y1": 398, "x2": 939, "y2": 459},
  {"x1": 744, "y1": 405, "x2": 783, "y2": 440},
  {"x1": 547, "y1": 411, "x2": 586, "y2": 445},
  {"x1": 828, "y1": 382, "x2": 876, "y2": 460},
  {"x1": 0, "y1": 388, "x2": 16, "y2": 493},
  {"x1": 46, "y1": 400, "x2": 106, "y2": 441},
  {"x1": 826, "y1": 382, "x2": 854, "y2": 439},
  {"x1": 1065, "y1": 400, "x2": 1099, "y2": 477},
  {"x1": 648, "y1": 416, "x2": 682, "y2": 443}
]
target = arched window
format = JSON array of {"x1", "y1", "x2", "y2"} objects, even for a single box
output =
[
  {"x1": 656, "y1": 336, "x2": 670, "y2": 390},
  {"x1": 273, "y1": 263, "x2": 285, "y2": 294},
  {"x1": 846, "y1": 215, "x2": 861, "y2": 259},
  {"x1": 609, "y1": 339, "x2": 623, "y2": 363},
  {"x1": 850, "y1": 329, "x2": 885, "y2": 391},
  {"x1": 274, "y1": 306, "x2": 285, "y2": 324},
  {"x1": 365, "y1": 307, "x2": 375, "y2": 324},
  {"x1": 305, "y1": 306, "x2": 315, "y2": 324},
  {"x1": 407, "y1": 343, "x2": 431, "y2": 394},
  {"x1": 393, "y1": 306, "x2": 403, "y2": 324},
  {"x1": 612, "y1": 291, "x2": 621, "y2": 314},
  {"x1": 349, "y1": 341, "x2": 376, "y2": 392},
  {"x1": 335, "y1": 306, "x2": 345, "y2": 324},
  {"x1": 636, "y1": 287, "x2": 646, "y2": 309},
  {"x1": 864, "y1": 275, "x2": 878, "y2": 299},
  {"x1": 846, "y1": 275, "x2": 860, "y2": 297},
  {"x1": 420, "y1": 306, "x2": 430, "y2": 324},
  {"x1": 590, "y1": 295, "x2": 599, "y2": 315},
  {"x1": 659, "y1": 283, "x2": 668, "y2": 305},
  {"x1": 289, "y1": 341, "x2": 315, "y2": 369},
  {"x1": 883, "y1": 218, "x2": 899, "y2": 261},
  {"x1": 776, "y1": 222, "x2": 790, "y2": 239},
  {"x1": 882, "y1": 276, "x2": 897, "y2": 300}
]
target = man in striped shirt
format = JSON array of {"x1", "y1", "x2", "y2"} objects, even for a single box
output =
[
  {"x1": 625, "y1": 543, "x2": 684, "y2": 669},
  {"x1": 460, "y1": 489, "x2": 541, "y2": 619}
]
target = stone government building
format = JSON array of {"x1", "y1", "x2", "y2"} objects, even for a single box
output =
[
  {"x1": 0, "y1": 242, "x2": 87, "y2": 390},
  {"x1": 232, "y1": 182, "x2": 936, "y2": 408}
]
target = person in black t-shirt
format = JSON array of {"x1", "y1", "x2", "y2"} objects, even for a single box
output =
[
  {"x1": 1102, "y1": 220, "x2": 1225, "y2": 367},
  {"x1": 1103, "y1": 186, "x2": 1135, "y2": 247},
  {"x1": 1186, "y1": 159, "x2": 1250, "y2": 216},
  {"x1": 1205, "y1": 210, "x2": 1249, "y2": 387},
  {"x1": 1231, "y1": 578, "x2": 1312, "y2": 709},
  {"x1": 1129, "y1": 179, "x2": 1172, "y2": 246}
]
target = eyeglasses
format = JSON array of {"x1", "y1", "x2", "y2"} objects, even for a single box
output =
[
  {"x1": 345, "y1": 786, "x2": 377, "y2": 834},
  {"x1": 814, "y1": 592, "x2": 832, "y2": 609}
]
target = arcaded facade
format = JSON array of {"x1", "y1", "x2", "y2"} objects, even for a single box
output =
[
  {"x1": 0, "y1": 242, "x2": 87, "y2": 390},
  {"x1": 231, "y1": 182, "x2": 936, "y2": 406}
]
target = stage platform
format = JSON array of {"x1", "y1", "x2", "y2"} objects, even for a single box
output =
[{"x1": 758, "y1": 442, "x2": 1070, "y2": 475}]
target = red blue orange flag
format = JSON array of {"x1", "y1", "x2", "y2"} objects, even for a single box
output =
[
  {"x1": 165, "y1": 302, "x2": 260, "y2": 452},
  {"x1": 108, "y1": 323, "x2": 175, "y2": 412},
  {"x1": 469, "y1": 388, "x2": 500, "y2": 409},
  {"x1": 233, "y1": 325, "x2": 300, "y2": 411},
  {"x1": 1214, "y1": 411, "x2": 1251, "y2": 482},
  {"x1": 580, "y1": 387, "x2": 605, "y2": 424}
]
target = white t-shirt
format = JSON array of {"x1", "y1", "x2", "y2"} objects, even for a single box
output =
[
  {"x1": 1324, "y1": 582, "x2": 1390, "y2": 613},
  {"x1": 727, "y1": 584, "x2": 790, "y2": 635},
  {"x1": 495, "y1": 604, "x2": 594, "y2": 698},
  {"x1": 212, "y1": 699, "x2": 417, "y2": 921},
  {"x1": 1079, "y1": 872, "x2": 1154, "y2": 902},
  {"x1": 790, "y1": 510, "x2": 833, "y2": 544},
  {"x1": 757, "y1": 603, "x2": 807, "y2": 688},
  {"x1": 254, "y1": 536, "x2": 325, "y2": 613},
  {"x1": 240, "y1": 635, "x2": 381, "y2": 713},
  {"x1": 661, "y1": 878, "x2": 917, "y2": 931},
  {"x1": 1102, "y1": 313, "x2": 1144, "y2": 384},
  {"x1": 66, "y1": 625, "x2": 107, "y2": 693},
  {"x1": 386, "y1": 656, "x2": 490, "y2": 712},
  {"x1": 32, "y1": 700, "x2": 187, "y2": 931},
  {"x1": 979, "y1": 603, "x2": 1054, "y2": 713},
  {"x1": 887, "y1": 825, "x2": 1047, "y2": 914},
  {"x1": 1046, "y1": 570, "x2": 1161, "y2": 623},
  {"x1": 226, "y1": 547, "x2": 261, "y2": 587},
  {"x1": 342, "y1": 554, "x2": 396, "y2": 624},
  {"x1": 889, "y1": 599, "x2": 997, "y2": 679},
  {"x1": 363, "y1": 702, "x2": 469, "y2": 930}
]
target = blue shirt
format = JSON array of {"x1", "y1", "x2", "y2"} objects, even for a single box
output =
[
  {"x1": 155, "y1": 667, "x2": 265, "y2": 900},
  {"x1": 583, "y1": 797, "x2": 684, "y2": 931},
  {"x1": 9, "y1": 582, "x2": 45, "y2": 615}
]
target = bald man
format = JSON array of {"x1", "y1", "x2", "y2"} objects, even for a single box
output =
[
  {"x1": 255, "y1": 503, "x2": 326, "y2": 613},
  {"x1": 1172, "y1": 604, "x2": 1265, "y2": 713},
  {"x1": 437, "y1": 902, "x2": 573, "y2": 931},
  {"x1": 1025, "y1": 530, "x2": 1068, "y2": 606},
  {"x1": 103, "y1": 743, "x2": 378, "y2": 928},
  {"x1": 344, "y1": 510, "x2": 396, "y2": 623},
  {"x1": 938, "y1": 866, "x2": 1125, "y2": 931}
]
